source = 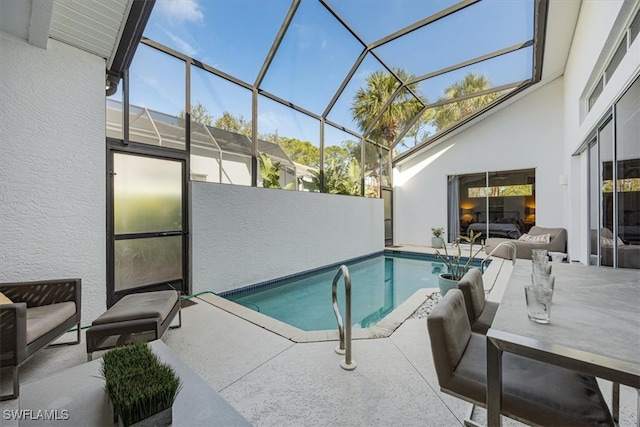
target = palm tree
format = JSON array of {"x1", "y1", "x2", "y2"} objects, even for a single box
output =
[
  {"x1": 351, "y1": 68, "x2": 424, "y2": 147},
  {"x1": 431, "y1": 73, "x2": 501, "y2": 132}
]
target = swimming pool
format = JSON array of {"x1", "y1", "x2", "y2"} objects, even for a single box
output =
[{"x1": 223, "y1": 251, "x2": 482, "y2": 331}]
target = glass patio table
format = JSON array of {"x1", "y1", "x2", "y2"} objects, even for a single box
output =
[{"x1": 486, "y1": 261, "x2": 640, "y2": 426}]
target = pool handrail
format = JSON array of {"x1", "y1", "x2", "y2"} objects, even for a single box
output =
[
  {"x1": 481, "y1": 241, "x2": 517, "y2": 294},
  {"x1": 332, "y1": 265, "x2": 356, "y2": 371}
]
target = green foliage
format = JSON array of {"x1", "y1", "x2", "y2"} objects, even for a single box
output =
[
  {"x1": 351, "y1": 68, "x2": 425, "y2": 146},
  {"x1": 278, "y1": 137, "x2": 320, "y2": 168},
  {"x1": 101, "y1": 343, "x2": 182, "y2": 427},
  {"x1": 178, "y1": 102, "x2": 213, "y2": 126},
  {"x1": 431, "y1": 227, "x2": 445, "y2": 238},
  {"x1": 312, "y1": 159, "x2": 361, "y2": 196},
  {"x1": 431, "y1": 73, "x2": 500, "y2": 132},
  {"x1": 214, "y1": 111, "x2": 252, "y2": 137},
  {"x1": 259, "y1": 153, "x2": 282, "y2": 189},
  {"x1": 435, "y1": 230, "x2": 484, "y2": 280}
]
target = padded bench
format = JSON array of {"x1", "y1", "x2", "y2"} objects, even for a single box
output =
[{"x1": 86, "y1": 290, "x2": 181, "y2": 360}]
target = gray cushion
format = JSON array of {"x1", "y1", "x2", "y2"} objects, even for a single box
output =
[
  {"x1": 26, "y1": 302, "x2": 76, "y2": 343},
  {"x1": 470, "y1": 300, "x2": 498, "y2": 335},
  {"x1": 427, "y1": 289, "x2": 471, "y2": 386},
  {"x1": 457, "y1": 268, "x2": 485, "y2": 323},
  {"x1": 92, "y1": 290, "x2": 178, "y2": 325}
]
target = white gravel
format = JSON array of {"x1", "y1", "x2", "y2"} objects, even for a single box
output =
[{"x1": 410, "y1": 291, "x2": 442, "y2": 319}]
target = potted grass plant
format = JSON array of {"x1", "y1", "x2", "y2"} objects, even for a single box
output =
[
  {"x1": 435, "y1": 230, "x2": 484, "y2": 296},
  {"x1": 101, "y1": 342, "x2": 182, "y2": 427},
  {"x1": 431, "y1": 227, "x2": 445, "y2": 249}
]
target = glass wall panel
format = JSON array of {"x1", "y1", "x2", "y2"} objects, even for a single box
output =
[
  {"x1": 487, "y1": 169, "x2": 534, "y2": 239},
  {"x1": 129, "y1": 44, "x2": 186, "y2": 148},
  {"x1": 258, "y1": 139, "x2": 296, "y2": 189},
  {"x1": 208, "y1": 127, "x2": 252, "y2": 186},
  {"x1": 615, "y1": 77, "x2": 640, "y2": 269},
  {"x1": 326, "y1": 53, "x2": 390, "y2": 136},
  {"x1": 190, "y1": 67, "x2": 253, "y2": 183},
  {"x1": 364, "y1": 141, "x2": 382, "y2": 198},
  {"x1": 326, "y1": 0, "x2": 458, "y2": 45},
  {"x1": 457, "y1": 173, "x2": 487, "y2": 238},
  {"x1": 324, "y1": 124, "x2": 361, "y2": 195},
  {"x1": 143, "y1": 0, "x2": 290, "y2": 84},
  {"x1": 261, "y1": 0, "x2": 362, "y2": 114},
  {"x1": 419, "y1": 47, "x2": 531, "y2": 131},
  {"x1": 258, "y1": 96, "x2": 320, "y2": 191},
  {"x1": 589, "y1": 140, "x2": 600, "y2": 266},
  {"x1": 599, "y1": 119, "x2": 614, "y2": 267},
  {"x1": 373, "y1": 0, "x2": 533, "y2": 77},
  {"x1": 380, "y1": 148, "x2": 391, "y2": 187},
  {"x1": 115, "y1": 236, "x2": 182, "y2": 291},
  {"x1": 114, "y1": 154, "x2": 182, "y2": 235}
]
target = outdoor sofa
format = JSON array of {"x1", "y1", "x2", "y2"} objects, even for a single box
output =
[{"x1": 484, "y1": 226, "x2": 567, "y2": 260}]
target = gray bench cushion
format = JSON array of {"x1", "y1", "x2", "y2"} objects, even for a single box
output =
[
  {"x1": 92, "y1": 290, "x2": 178, "y2": 325},
  {"x1": 26, "y1": 302, "x2": 76, "y2": 344}
]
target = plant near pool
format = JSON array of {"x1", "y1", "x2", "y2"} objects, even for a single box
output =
[
  {"x1": 101, "y1": 342, "x2": 182, "y2": 427},
  {"x1": 436, "y1": 230, "x2": 484, "y2": 280}
]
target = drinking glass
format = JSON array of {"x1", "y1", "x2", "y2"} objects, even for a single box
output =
[{"x1": 524, "y1": 284, "x2": 553, "y2": 323}]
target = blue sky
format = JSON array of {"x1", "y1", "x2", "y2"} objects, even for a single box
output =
[{"x1": 124, "y1": 0, "x2": 534, "y2": 144}]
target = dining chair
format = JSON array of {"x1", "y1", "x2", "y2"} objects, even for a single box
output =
[
  {"x1": 457, "y1": 268, "x2": 498, "y2": 334},
  {"x1": 427, "y1": 289, "x2": 614, "y2": 427}
]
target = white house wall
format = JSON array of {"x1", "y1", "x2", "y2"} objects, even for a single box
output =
[
  {"x1": 394, "y1": 77, "x2": 566, "y2": 250},
  {"x1": 0, "y1": 32, "x2": 106, "y2": 322},
  {"x1": 563, "y1": 0, "x2": 640, "y2": 262},
  {"x1": 191, "y1": 182, "x2": 384, "y2": 294}
]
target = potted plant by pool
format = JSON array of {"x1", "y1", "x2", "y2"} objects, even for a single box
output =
[
  {"x1": 101, "y1": 342, "x2": 182, "y2": 427},
  {"x1": 435, "y1": 230, "x2": 483, "y2": 296},
  {"x1": 431, "y1": 227, "x2": 445, "y2": 249}
]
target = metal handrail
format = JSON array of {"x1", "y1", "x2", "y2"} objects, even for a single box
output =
[
  {"x1": 481, "y1": 241, "x2": 517, "y2": 273},
  {"x1": 482, "y1": 241, "x2": 517, "y2": 294},
  {"x1": 332, "y1": 265, "x2": 356, "y2": 371}
]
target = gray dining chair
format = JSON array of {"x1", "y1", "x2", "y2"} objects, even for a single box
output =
[
  {"x1": 457, "y1": 268, "x2": 498, "y2": 334},
  {"x1": 427, "y1": 289, "x2": 614, "y2": 427}
]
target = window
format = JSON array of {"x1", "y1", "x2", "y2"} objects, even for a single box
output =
[
  {"x1": 588, "y1": 77, "x2": 604, "y2": 111},
  {"x1": 604, "y1": 35, "x2": 627, "y2": 84},
  {"x1": 450, "y1": 169, "x2": 535, "y2": 242}
]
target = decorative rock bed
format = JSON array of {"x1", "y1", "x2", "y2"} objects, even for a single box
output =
[{"x1": 410, "y1": 292, "x2": 442, "y2": 319}]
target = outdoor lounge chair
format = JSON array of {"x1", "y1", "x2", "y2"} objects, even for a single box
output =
[
  {"x1": 427, "y1": 289, "x2": 614, "y2": 426},
  {"x1": 0, "y1": 278, "x2": 81, "y2": 400},
  {"x1": 456, "y1": 268, "x2": 498, "y2": 335},
  {"x1": 484, "y1": 225, "x2": 567, "y2": 260}
]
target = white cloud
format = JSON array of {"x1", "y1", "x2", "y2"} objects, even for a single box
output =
[
  {"x1": 165, "y1": 31, "x2": 198, "y2": 57},
  {"x1": 156, "y1": 0, "x2": 204, "y2": 23}
]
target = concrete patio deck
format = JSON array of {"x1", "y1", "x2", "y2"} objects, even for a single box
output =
[{"x1": 1, "y1": 254, "x2": 637, "y2": 426}]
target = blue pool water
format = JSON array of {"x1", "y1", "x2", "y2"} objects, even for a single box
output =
[{"x1": 224, "y1": 252, "x2": 483, "y2": 331}]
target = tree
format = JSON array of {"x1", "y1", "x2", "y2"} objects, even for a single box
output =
[
  {"x1": 278, "y1": 137, "x2": 320, "y2": 168},
  {"x1": 351, "y1": 68, "x2": 425, "y2": 147},
  {"x1": 178, "y1": 102, "x2": 213, "y2": 125},
  {"x1": 215, "y1": 111, "x2": 251, "y2": 137},
  {"x1": 431, "y1": 73, "x2": 500, "y2": 132}
]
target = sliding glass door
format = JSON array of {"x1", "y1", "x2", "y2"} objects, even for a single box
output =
[{"x1": 451, "y1": 169, "x2": 535, "y2": 243}]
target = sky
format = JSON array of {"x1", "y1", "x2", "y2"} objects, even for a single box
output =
[{"x1": 120, "y1": 0, "x2": 535, "y2": 147}]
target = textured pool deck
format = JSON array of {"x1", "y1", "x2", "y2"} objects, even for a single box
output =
[{"x1": 1, "y1": 249, "x2": 637, "y2": 426}]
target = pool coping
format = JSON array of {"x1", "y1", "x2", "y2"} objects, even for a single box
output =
[{"x1": 197, "y1": 250, "x2": 511, "y2": 343}]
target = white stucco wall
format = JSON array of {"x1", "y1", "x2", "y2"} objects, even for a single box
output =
[
  {"x1": 394, "y1": 77, "x2": 566, "y2": 250},
  {"x1": 562, "y1": 0, "x2": 640, "y2": 262},
  {"x1": 0, "y1": 32, "x2": 106, "y2": 322},
  {"x1": 190, "y1": 182, "x2": 384, "y2": 294}
]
